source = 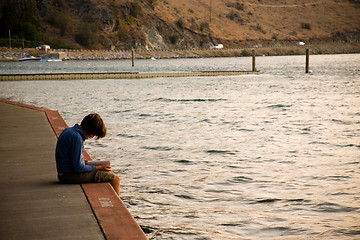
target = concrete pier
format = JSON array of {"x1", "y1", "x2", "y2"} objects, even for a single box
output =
[
  {"x1": 0, "y1": 70, "x2": 259, "y2": 81},
  {"x1": 0, "y1": 99, "x2": 147, "y2": 240}
]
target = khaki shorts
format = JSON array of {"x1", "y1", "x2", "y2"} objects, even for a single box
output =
[{"x1": 58, "y1": 170, "x2": 115, "y2": 184}]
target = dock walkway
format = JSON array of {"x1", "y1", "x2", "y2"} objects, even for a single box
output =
[{"x1": 0, "y1": 99, "x2": 147, "y2": 240}]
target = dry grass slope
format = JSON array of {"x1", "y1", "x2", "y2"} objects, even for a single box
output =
[{"x1": 152, "y1": 0, "x2": 360, "y2": 44}]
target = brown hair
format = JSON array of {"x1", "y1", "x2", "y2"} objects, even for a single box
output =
[{"x1": 80, "y1": 113, "x2": 106, "y2": 139}]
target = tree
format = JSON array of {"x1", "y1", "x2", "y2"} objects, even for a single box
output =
[{"x1": 0, "y1": 0, "x2": 44, "y2": 43}]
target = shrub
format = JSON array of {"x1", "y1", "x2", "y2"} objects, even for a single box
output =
[
  {"x1": 130, "y1": 2, "x2": 142, "y2": 18},
  {"x1": 235, "y1": 2, "x2": 245, "y2": 11},
  {"x1": 125, "y1": 16, "x2": 137, "y2": 25},
  {"x1": 0, "y1": 0, "x2": 43, "y2": 41},
  {"x1": 46, "y1": 7, "x2": 69, "y2": 36},
  {"x1": 0, "y1": 37, "x2": 41, "y2": 48},
  {"x1": 169, "y1": 35, "x2": 178, "y2": 44},
  {"x1": 117, "y1": 20, "x2": 130, "y2": 41},
  {"x1": 176, "y1": 19, "x2": 185, "y2": 29},
  {"x1": 226, "y1": 1, "x2": 245, "y2": 11},
  {"x1": 255, "y1": 24, "x2": 266, "y2": 34},
  {"x1": 48, "y1": 40, "x2": 76, "y2": 49},
  {"x1": 287, "y1": 49, "x2": 301, "y2": 55},
  {"x1": 301, "y1": 23, "x2": 311, "y2": 30},
  {"x1": 200, "y1": 22, "x2": 209, "y2": 32},
  {"x1": 226, "y1": 10, "x2": 239, "y2": 21},
  {"x1": 241, "y1": 49, "x2": 251, "y2": 56},
  {"x1": 75, "y1": 22, "x2": 98, "y2": 49},
  {"x1": 147, "y1": 0, "x2": 157, "y2": 5},
  {"x1": 18, "y1": 22, "x2": 45, "y2": 41}
]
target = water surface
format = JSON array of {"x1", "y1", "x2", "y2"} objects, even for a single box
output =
[{"x1": 0, "y1": 54, "x2": 359, "y2": 239}]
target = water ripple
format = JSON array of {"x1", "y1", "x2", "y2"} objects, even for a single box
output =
[
  {"x1": 229, "y1": 176, "x2": 253, "y2": 183},
  {"x1": 313, "y1": 202, "x2": 358, "y2": 213},
  {"x1": 141, "y1": 146, "x2": 179, "y2": 151},
  {"x1": 205, "y1": 150, "x2": 237, "y2": 155},
  {"x1": 174, "y1": 159, "x2": 196, "y2": 165},
  {"x1": 267, "y1": 104, "x2": 292, "y2": 109},
  {"x1": 153, "y1": 97, "x2": 226, "y2": 102}
]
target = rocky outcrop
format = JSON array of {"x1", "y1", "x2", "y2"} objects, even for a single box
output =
[
  {"x1": 71, "y1": 0, "x2": 116, "y2": 33},
  {"x1": 142, "y1": 26, "x2": 168, "y2": 50}
]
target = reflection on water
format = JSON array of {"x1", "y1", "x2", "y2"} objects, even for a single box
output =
[{"x1": 1, "y1": 54, "x2": 359, "y2": 239}]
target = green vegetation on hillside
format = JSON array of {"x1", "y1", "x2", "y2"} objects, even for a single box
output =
[{"x1": 0, "y1": 0, "x2": 44, "y2": 47}]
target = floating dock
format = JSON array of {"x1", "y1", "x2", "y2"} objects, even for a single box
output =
[
  {"x1": 0, "y1": 99, "x2": 147, "y2": 240},
  {"x1": 0, "y1": 70, "x2": 259, "y2": 81}
]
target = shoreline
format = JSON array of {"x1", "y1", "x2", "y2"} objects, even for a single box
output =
[{"x1": 1, "y1": 42, "x2": 359, "y2": 61}]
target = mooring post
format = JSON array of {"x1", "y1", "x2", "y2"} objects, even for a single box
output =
[
  {"x1": 132, "y1": 48, "x2": 135, "y2": 67},
  {"x1": 305, "y1": 48, "x2": 309, "y2": 73},
  {"x1": 252, "y1": 49, "x2": 256, "y2": 72},
  {"x1": 9, "y1": 29, "x2": 11, "y2": 50}
]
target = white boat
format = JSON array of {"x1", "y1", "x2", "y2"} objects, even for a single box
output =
[
  {"x1": 39, "y1": 59, "x2": 62, "y2": 62},
  {"x1": 18, "y1": 56, "x2": 41, "y2": 62}
]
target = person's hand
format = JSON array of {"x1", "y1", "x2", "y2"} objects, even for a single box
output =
[{"x1": 96, "y1": 165, "x2": 112, "y2": 172}]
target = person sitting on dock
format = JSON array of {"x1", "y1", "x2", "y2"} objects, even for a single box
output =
[{"x1": 55, "y1": 113, "x2": 120, "y2": 196}]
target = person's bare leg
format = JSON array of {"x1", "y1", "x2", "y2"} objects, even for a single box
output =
[{"x1": 111, "y1": 174, "x2": 120, "y2": 196}]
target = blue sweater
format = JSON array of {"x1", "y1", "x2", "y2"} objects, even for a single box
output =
[{"x1": 55, "y1": 124, "x2": 96, "y2": 173}]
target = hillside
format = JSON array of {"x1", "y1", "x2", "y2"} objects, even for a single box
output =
[{"x1": 0, "y1": 0, "x2": 359, "y2": 50}]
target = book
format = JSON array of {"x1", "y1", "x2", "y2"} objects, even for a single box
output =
[{"x1": 86, "y1": 160, "x2": 111, "y2": 166}]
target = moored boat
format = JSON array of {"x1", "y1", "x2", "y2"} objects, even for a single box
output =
[
  {"x1": 18, "y1": 56, "x2": 41, "y2": 62},
  {"x1": 39, "y1": 59, "x2": 62, "y2": 62}
]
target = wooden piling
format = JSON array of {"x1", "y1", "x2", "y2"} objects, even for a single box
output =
[
  {"x1": 131, "y1": 49, "x2": 135, "y2": 67},
  {"x1": 252, "y1": 49, "x2": 256, "y2": 72},
  {"x1": 305, "y1": 48, "x2": 310, "y2": 73}
]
